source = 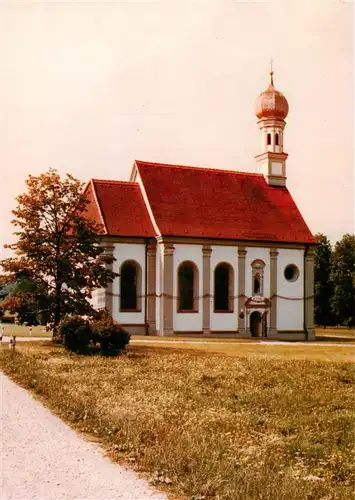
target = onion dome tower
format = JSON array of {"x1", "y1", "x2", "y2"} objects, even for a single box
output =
[{"x1": 255, "y1": 64, "x2": 289, "y2": 187}]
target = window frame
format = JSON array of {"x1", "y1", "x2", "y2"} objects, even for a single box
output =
[
  {"x1": 213, "y1": 262, "x2": 235, "y2": 313},
  {"x1": 119, "y1": 260, "x2": 142, "y2": 312},
  {"x1": 284, "y1": 264, "x2": 300, "y2": 283},
  {"x1": 177, "y1": 261, "x2": 199, "y2": 313},
  {"x1": 251, "y1": 259, "x2": 265, "y2": 297}
]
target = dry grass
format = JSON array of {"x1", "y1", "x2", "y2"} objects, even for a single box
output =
[
  {"x1": 133, "y1": 341, "x2": 355, "y2": 363},
  {"x1": 1, "y1": 341, "x2": 354, "y2": 500}
]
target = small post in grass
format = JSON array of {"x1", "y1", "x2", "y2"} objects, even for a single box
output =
[{"x1": 9, "y1": 335, "x2": 16, "y2": 352}]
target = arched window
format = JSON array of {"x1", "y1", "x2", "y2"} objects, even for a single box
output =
[
  {"x1": 178, "y1": 261, "x2": 199, "y2": 312},
  {"x1": 253, "y1": 273, "x2": 261, "y2": 295},
  {"x1": 120, "y1": 261, "x2": 142, "y2": 312},
  {"x1": 251, "y1": 259, "x2": 265, "y2": 297},
  {"x1": 275, "y1": 133, "x2": 279, "y2": 146},
  {"x1": 214, "y1": 263, "x2": 234, "y2": 312},
  {"x1": 267, "y1": 133, "x2": 272, "y2": 146}
]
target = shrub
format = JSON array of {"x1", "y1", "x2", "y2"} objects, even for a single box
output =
[
  {"x1": 92, "y1": 311, "x2": 130, "y2": 356},
  {"x1": 1, "y1": 316, "x2": 15, "y2": 324},
  {"x1": 51, "y1": 334, "x2": 63, "y2": 345},
  {"x1": 59, "y1": 316, "x2": 92, "y2": 353}
]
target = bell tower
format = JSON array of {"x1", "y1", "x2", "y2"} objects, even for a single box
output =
[{"x1": 255, "y1": 63, "x2": 289, "y2": 187}]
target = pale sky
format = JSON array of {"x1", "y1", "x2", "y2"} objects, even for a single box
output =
[{"x1": 0, "y1": 0, "x2": 354, "y2": 258}]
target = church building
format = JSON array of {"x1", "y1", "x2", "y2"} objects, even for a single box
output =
[{"x1": 85, "y1": 71, "x2": 316, "y2": 340}]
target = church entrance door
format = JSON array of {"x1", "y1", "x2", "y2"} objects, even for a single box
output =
[{"x1": 250, "y1": 311, "x2": 262, "y2": 337}]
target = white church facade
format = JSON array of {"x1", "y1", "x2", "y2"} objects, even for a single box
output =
[{"x1": 85, "y1": 72, "x2": 316, "y2": 340}]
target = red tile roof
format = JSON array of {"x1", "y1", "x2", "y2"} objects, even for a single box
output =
[
  {"x1": 84, "y1": 179, "x2": 155, "y2": 237},
  {"x1": 135, "y1": 161, "x2": 316, "y2": 244}
]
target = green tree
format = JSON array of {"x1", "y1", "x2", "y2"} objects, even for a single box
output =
[
  {"x1": 330, "y1": 234, "x2": 355, "y2": 327},
  {"x1": 314, "y1": 233, "x2": 334, "y2": 326},
  {"x1": 0, "y1": 275, "x2": 15, "y2": 302},
  {"x1": 0, "y1": 271, "x2": 51, "y2": 325},
  {"x1": 1, "y1": 292, "x2": 38, "y2": 325},
  {"x1": 1, "y1": 169, "x2": 116, "y2": 327}
]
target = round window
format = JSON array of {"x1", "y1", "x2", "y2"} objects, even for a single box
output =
[{"x1": 284, "y1": 264, "x2": 299, "y2": 282}]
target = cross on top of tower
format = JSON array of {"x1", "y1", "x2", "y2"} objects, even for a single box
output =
[{"x1": 269, "y1": 59, "x2": 274, "y2": 86}]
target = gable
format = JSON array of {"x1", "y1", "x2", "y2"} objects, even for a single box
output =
[
  {"x1": 83, "y1": 181, "x2": 106, "y2": 234},
  {"x1": 85, "y1": 179, "x2": 155, "y2": 237}
]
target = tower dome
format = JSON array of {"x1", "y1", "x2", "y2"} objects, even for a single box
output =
[{"x1": 255, "y1": 71, "x2": 289, "y2": 121}]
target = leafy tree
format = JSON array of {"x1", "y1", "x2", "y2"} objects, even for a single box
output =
[
  {"x1": 0, "y1": 271, "x2": 48, "y2": 324},
  {"x1": 0, "y1": 292, "x2": 38, "y2": 325},
  {"x1": 314, "y1": 233, "x2": 335, "y2": 326},
  {"x1": 330, "y1": 234, "x2": 355, "y2": 327},
  {"x1": 0, "y1": 273, "x2": 51, "y2": 325},
  {"x1": 0, "y1": 275, "x2": 15, "y2": 302},
  {"x1": 1, "y1": 169, "x2": 116, "y2": 327}
]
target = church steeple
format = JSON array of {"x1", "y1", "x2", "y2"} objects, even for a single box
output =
[{"x1": 254, "y1": 65, "x2": 289, "y2": 187}]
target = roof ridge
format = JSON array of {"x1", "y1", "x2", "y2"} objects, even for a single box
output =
[
  {"x1": 135, "y1": 160, "x2": 263, "y2": 177},
  {"x1": 91, "y1": 179, "x2": 139, "y2": 186}
]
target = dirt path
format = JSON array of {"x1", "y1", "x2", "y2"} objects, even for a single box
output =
[
  {"x1": 0, "y1": 372, "x2": 167, "y2": 500},
  {"x1": 3, "y1": 336, "x2": 355, "y2": 347}
]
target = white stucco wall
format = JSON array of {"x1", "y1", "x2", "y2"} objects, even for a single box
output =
[
  {"x1": 210, "y1": 245, "x2": 238, "y2": 331},
  {"x1": 111, "y1": 243, "x2": 146, "y2": 324},
  {"x1": 91, "y1": 289, "x2": 105, "y2": 310},
  {"x1": 245, "y1": 247, "x2": 270, "y2": 298},
  {"x1": 277, "y1": 248, "x2": 304, "y2": 330},
  {"x1": 173, "y1": 244, "x2": 203, "y2": 332}
]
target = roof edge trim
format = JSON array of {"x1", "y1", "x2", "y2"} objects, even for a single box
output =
[
  {"x1": 90, "y1": 179, "x2": 108, "y2": 235},
  {"x1": 135, "y1": 162, "x2": 161, "y2": 238}
]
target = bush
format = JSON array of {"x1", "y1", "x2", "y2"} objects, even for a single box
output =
[
  {"x1": 92, "y1": 311, "x2": 130, "y2": 356},
  {"x1": 1, "y1": 316, "x2": 15, "y2": 324},
  {"x1": 59, "y1": 316, "x2": 92, "y2": 353}
]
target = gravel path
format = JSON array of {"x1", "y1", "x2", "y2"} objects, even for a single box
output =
[
  {"x1": 3, "y1": 336, "x2": 355, "y2": 347},
  {"x1": 131, "y1": 339, "x2": 355, "y2": 348},
  {"x1": 0, "y1": 372, "x2": 167, "y2": 500}
]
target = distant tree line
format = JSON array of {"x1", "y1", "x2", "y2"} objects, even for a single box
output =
[{"x1": 314, "y1": 233, "x2": 355, "y2": 328}]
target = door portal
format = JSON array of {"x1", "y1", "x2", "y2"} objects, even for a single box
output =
[{"x1": 250, "y1": 311, "x2": 262, "y2": 337}]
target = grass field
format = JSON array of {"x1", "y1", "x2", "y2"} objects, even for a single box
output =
[
  {"x1": 0, "y1": 324, "x2": 53, "y2": 337},
  {"x1": 132, "y1": 341, "x2": 355, "y2": 362},
  {"x1": 1, "y1": 340, "x2": 354, "y2": 500}
]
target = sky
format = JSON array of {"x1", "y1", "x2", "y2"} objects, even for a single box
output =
[{"x1": 0, "y1": 0, "x2": 354, "y2": 258}]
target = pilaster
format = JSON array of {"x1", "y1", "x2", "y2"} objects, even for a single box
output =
[
  {"x1": 147, "y1": 242, "x2": 157, "y2": 335},
  {"x1": 269, "y1": 248, "x2": 278, "y2": 337},
  {"x1": 238, "y1": 247, "x2": 247, "y2": 335},
  {"x1": 162, "y1": 244, "x2": 175, "y2": 336},
  {"x1": 305, "y1": 247, "x2": 315, "y2": 341},
  {"x1": 102, "y1": 244, "x2": 115, "y2": 315},
  {"x1": 202, "y1": 245, "x2": 212, "y2": 335}
]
